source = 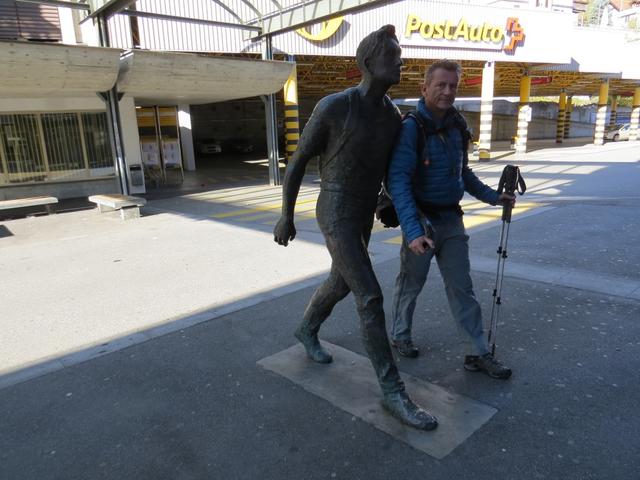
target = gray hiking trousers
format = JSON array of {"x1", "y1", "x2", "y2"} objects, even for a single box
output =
[{"x1": 390, "y1": 216, "x2": 490, "y2": 356}]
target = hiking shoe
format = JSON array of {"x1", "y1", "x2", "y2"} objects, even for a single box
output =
[
  {"x1": 464, "y1": 353, "x2": 512, "y2": 380},
  {"x1": 391, "y1": 340, "x2": 419, "y2": 358}
]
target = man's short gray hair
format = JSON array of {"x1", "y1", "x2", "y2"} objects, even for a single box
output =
[{"x1": 424, "y1": 59, "x2": 462, "y2": 85}]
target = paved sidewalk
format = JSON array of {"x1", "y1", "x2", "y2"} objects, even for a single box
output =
[
  {"x1": 1, "y1": 139, "x2": 638, "y2": 383},
  {"x1": 1, "y1": 224, "x2": 638, "y2": 479},
  {"x1": 0, "y1": 140, "x2": 639, "y2": 479},
  {"x1": 0, "y1": 176, "x2": 539, "y2": 384}
]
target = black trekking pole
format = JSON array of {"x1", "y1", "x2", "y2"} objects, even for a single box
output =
[{"x1": 487, "y1": 165, "x2": 526, "y2": 356}]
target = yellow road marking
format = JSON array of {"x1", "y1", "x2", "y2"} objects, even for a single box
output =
[
  {"x1": 294, "y1": 202, "x2": 318, "y2": 213},
  {"x1": 462, "y1": 214, "x2": 498, "y2": 229},
  {"x1": 262, "y1": 212, "x2": 316, "y2": 225},
  {"x1": 384, "y1": 236, "x2": 403, "y2": 245},
  {"x1": 237, "y1": 212, "x2": 278, "y2": 222},
  {"x1": 210, "y1": 197, "x2": 317, "y2": 219},
  {"x1": 297, "y1": 212, "x2": 318, "y2": 219},
  {"x1": 371, "y1": 222, "x2": 391, "y2": 234},
  {"x1": 463, "y1": 202, "x2": 539, "y2": 228},
  {"x1": 383, "y1": 202, "x2": 543, "y2": 245}
]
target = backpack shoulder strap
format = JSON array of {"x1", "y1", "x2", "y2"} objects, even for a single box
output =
[
  {"x1": 382, "y1": 110, "x2": 424, "y2": 191},
  {"x1": 451, "y1": 110, "x2": 472, "y2": 166},
  {"x1": 404, "y1": 111, "x2": 426, "y2": 165}
]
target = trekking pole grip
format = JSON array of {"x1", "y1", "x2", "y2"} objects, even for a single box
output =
[
  {"x1": 498, "y1": 164, "x2": 522, "y2": 223},
  {"x1": 502, "y1": 201, "x2": 513, "y2": 223}
]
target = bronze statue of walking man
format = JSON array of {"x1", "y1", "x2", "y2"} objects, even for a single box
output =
[{"x1": 273, "y1": 25, "x2": 437, "y2": 430}]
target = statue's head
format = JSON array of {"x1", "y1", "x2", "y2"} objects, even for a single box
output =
[{"x1": 356, "y1": 25, "x2": 402, "y2": 86}]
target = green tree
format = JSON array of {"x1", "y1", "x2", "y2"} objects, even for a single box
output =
[{"x1": 584, "y1": 0, "x2": 610, "y2": 25}]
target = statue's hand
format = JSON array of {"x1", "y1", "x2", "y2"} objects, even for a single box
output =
[{"x1": 274, "y1": 216, "x2": 296, "y2": 246}]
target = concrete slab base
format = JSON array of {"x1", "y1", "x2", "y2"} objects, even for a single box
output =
[{"x1": 258, "y1": 342, "x2": 497, "y2": 459}]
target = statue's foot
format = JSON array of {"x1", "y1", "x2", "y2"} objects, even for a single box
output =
[
  {"x1": 381, "y1": 391, "x2": 438, "y2": 431},
  {"x1": 294, "y1": 326, "x2": 333, "y2": 364}
]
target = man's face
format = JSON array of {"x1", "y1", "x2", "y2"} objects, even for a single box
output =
[
  {"x1": 421, "y1": 68, "x2": 459, "y2": 116},
  {"x1": 365, "y1": 38, "x2": 403, "y2": 86}
]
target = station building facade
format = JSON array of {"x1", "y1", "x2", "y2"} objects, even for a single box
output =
[
  {"x1": 0, "y1": 0, "x2": 293, "y2": 200},
  {"x1": 0, "y1": 0, "x2": 638, "y2": 201}
]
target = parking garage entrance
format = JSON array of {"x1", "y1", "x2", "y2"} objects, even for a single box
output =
[{"x1": 136, "y1": 106, "x2": 184, "y2": 188}]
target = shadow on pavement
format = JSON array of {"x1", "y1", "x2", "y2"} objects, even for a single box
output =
[{"x1": 0, "y1": 249, "x2": 639, "y2": 479}]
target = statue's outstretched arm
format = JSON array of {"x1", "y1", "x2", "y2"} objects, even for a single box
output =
[{"x1": 274, "y1": 99, "x2": 332, "y2": 246}]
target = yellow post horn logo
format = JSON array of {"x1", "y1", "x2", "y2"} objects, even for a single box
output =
[{"x1": 296, "y1": 17, "x2": 344, "y2": 41}]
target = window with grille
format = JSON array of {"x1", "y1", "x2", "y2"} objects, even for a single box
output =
[
  {"x1": 0, "y1": 112, "x2": 114, "y2": 185},
  {"x1": 0, "y1": 114, "x2": 46, "y2": 183},
  {"x1": 82, "y1": 113, "x2": 113, "y2": 169},
  {"x1": 42, "y1": 113, "x2": 85, "y2": 171}
]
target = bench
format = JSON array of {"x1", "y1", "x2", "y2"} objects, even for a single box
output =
[
  {"x1": 0, "y1": 196, "x2": 58, "y2": 215},
  {"x1": 88, "y1": 194, "x2": 147, "y2": 220}
]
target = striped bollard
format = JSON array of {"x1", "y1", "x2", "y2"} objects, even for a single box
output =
[
  {"x1": 283, "y1": 62, "x2": 300, "y2": 163},
  {"x1": 556, "y1": 92, "x2": 566, "y2": 144},
  {"x1": 594, "y1": 80, "x2": 609, "y2": 146},
  {"x1": 478, "y1": 62, "x2": 495, "y2": 161},
  {"x1": 630, "y1": 87, "x2": 640, "y2": 142}
]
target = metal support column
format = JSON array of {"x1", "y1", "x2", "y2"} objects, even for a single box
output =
[
  {"x1": 564, "y1": 95, "x2": 573, "y2": 139},
  {"x1": 556, "y1": 91, "x2": 566, "y2": 144},
  {"x1": 630, "y1": 87, "x2": 640, "y2": 142},
  {"x1": 98, "y1": 15, "x2": 130, "y2": 194},
  {"x1": 609, "y1": 95, "x2": 618, "y2": 127},
  {"x1": 0, "y1": 128, "x2": 8, "y2": 184},
  {"x1": 261, "y1": 35, "x2": 281, "y2": 186},
  {"x1": 515, "y1": 74, "x2": 530, "y2": 155},
  {"x1": 478, "y1": 61, "x2": 495, "y2": 161},
  {"x1": 283, "y1": 56, "x2": 300, "y2": 164},
  {"x1": 594, "y1": 79, "x2": 609, "y2": 146},
  {"x1": 178, "y1": 104, "x2": 196, "y2": 172}
]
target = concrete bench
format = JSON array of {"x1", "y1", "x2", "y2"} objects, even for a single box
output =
[
  {"x1": 0, "y1": 196, "x2": 58, "y2": 215},
  {"x1": 88, "y1": 194, "x2": 147, "y2": 220}
]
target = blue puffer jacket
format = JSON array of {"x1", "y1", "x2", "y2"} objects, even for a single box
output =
[{"x1": 387, "y1": 98, "x2": 499, "y2": 243}]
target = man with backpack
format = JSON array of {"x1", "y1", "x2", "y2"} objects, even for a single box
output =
[{"x1": 387, "y1": 59, "x2": 514, "y2": 379}]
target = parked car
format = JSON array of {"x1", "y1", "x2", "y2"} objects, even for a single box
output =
[
  {"x1": 604, "y1": 123, "x2": 631, "y2": 142},
  {"x1": 228, "y1": 138, "x2": 254, "y2": 153},
  {"x1": 197, "y1": 138, "x2": 222, "y2": 155}
]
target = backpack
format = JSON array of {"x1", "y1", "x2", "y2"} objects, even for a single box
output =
[{"x1": 375, "y1": 109, "x2": 471, "y2": 228}]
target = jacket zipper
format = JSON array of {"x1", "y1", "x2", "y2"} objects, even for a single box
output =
[{"x1": 437, "y1": 132, "x2": 457, "y2": 177}]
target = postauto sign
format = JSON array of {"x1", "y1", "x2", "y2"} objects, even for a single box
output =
[
  {"x1": 403, "y1": 13, "x2": 525, "y2": 54},
  {"x1": 275, "y1": 1, "x2": 571, "y2": 63}
]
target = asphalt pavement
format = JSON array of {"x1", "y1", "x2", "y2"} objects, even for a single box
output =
[{"x1": 0, "y1": 139, "x2": 639, "y2": 479}]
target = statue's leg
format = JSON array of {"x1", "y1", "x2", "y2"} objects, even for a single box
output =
[
  {"x1": 324, "y1": 221, "x2": 437, "y2": 430},
  {"x1": 295, "y1": 263, "x2": 350, "y2": 363}
]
